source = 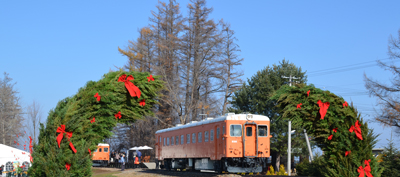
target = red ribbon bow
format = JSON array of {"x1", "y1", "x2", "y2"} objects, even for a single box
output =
[
  {"x1": 139, "y1": 99, "x2": 146, "y2": 107},
  {"x1": 65, "y1": 163, "x2": 71, "y2": 171},
  {"x1": 307, "y1": 90, "x2": 310, "y2": 97},
  {"x1": 328, "y1": 134, "x2": 333, "y2": 140},
  {"x1": 29, "y1": 136, "x2": 33, "y2": 162},
  {"x1": 317, "y1": 100, "x2": 330, "y2": 120},
  {"x1": 118, "y1": 74, "x2": 141, "y2": 98},
  {"x1": 147, "y1": 75, "x2": 154, "y2": 82},
  {"x1": 94, "y1": 93, "x2": 101, "y2": 102},
  {"x1": 114, "y1": 111, "x2": 122, "y2": 119},
  {"x1": 349, "y1": 120, "x2": 363, "y2": 140},
  {"x1": 333, "y1": 128, "x2": 338, "y2": 133},
  {"x1": 358, "y1": 159, "x2": 373, "y2": 177},
  {"x1": 345, "y1": 151, "x2": 351, "y2": 156},
  {"x1": 56, "y1": 125, "x2": 77, "y2": 153},
  {"x1": 88, "y1": 148, "x2": 91, "y2": 156},
  {"x1": 343, "y1": 101, "x2": 348, "y2": 108},
  {"x1": 296, "y1": 103, "x2": 302, "y2": 109},
  {"x1": 90, "y1": 117, "x2": 96, "y2": 123}
]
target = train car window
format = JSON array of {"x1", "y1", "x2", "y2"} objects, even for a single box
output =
[
  {"x1": 205, "y1": 131, "x2": 209, "y2": 142},
  {"x1": 171, "y1": 136, "x2": 174, "y2": 145},
  {"x1": 230, "y1": 124, "x2": 242, "y2": 137},
  {"x1": 167, "y1": 137, "x2": 170, "y2": 146},
  {"x1": 258, "y1": 125, "x2": 268, "y2": 136},
  {"x1": 217, "y1": 127, "x2": 220, "y2": 139},
  {"x1": 99, "y1": 148, "x2": 102, "y2": 152},
  {"x1": 160, "y1": 137, "x2": 161, "y2": 143},
  {"x1": 164, "y1": 138, "x2": 166, "y2": 146},
  {"x1": 246, "y1": 127, "x2": 253, "y2": 136},
  {"x1": 192, "y1": 133, "x2": 196, "y2": 143},
  {"x1": 187, "y1": 134, "x2": 190, "y2": 144},
  {"x1": 176, "y1": 136, "x2": 179, "y2": 145},
  {"x1": 104, "y1": 147, "x2": 109, "y2": 152},
  {"x1": 210, "y1": 129, "x2": 214, "y2": 141},
  {"x1": 223, "y1": 126, "x2": 226, "y2": 135},
  {"x1": 198, "y1": 132, "x2": 202, "y2": 142},
  {"x1": 181, "y1": 135, "x2": 184, "y2": 144}
]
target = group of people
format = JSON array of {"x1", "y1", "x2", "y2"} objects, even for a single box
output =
[{"x1": 110, "y1": 150, "x2": 141, "y2": 171}]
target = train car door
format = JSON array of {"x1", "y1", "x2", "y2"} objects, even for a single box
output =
[
  {"x1": 157, "y1": 136, "x2": 162, "y2": 159},
  {"x1": 244, "y1": 123, "x2": 257, "y2": 157},
  {"x1": 215, "y1": 125, "x2": 220, "y2": 159}
]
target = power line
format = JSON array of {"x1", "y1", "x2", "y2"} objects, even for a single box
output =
[
  {"x1": 307, "y1": 58, "x2": 399, "y2": 77},
  {"x1": 308, "y1": 58, "x2": 391, "y2": 74}
]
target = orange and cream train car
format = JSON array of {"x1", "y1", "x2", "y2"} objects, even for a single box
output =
[
  {"x1": 92, "y1": 143, "x2": 110, "y2": 166},
  {"x1": 155, "y1": 113, "x2": 271, "y2": 173}
]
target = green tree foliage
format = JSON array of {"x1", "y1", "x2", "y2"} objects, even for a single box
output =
[
  {"x1": 380, "y1": 138, "x2": 400, "y2": 177},
  {"x1": 229, "y1": 59, "x2": 307, "y2": 170},
  {"x1": 271, "y1": 84, "x2": 383, "y2": 177},
  {"x1": 296, "y1": 153, "x2": 326, "y2": 177},
  {"x1": 28, "y1": 71, "x2": 163, "y2": 176}
]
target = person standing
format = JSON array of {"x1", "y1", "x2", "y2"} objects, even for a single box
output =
[
  {"x1": 134, "y1": 155, "x2": 140, "y2": 168},
  {"x1": 136, "y1": 150, "x2": 142, "y2": 163},
  {"x1": 115, "y1": 153, "x2": 120, "y2": 168},
  {"x1": 120, "y1": 154, "x2": 125, "y2": 171}
]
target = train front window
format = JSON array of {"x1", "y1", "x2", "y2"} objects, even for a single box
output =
[
  {"x1": 217, "y1": 128, "x2": 220, "y2": 139},
  {"x1": 246, "y1": 127, "x2": 252, "y2": 136},
  {"x1": 104, "y1": 147, "x2": 109, "y2": 152},
  {"x1": 230, "y1": 124, "x2": 242, "y2": 137},
  {"x1": 258, "y1": 125, "x2": 268, "y2": 136},
  {"x1": 99, "y1": 148, "x2": 102, "y2": 152}
]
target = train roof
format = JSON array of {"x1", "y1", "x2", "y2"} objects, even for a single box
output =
[
  {"x1": 155, "y1": 113, "x2": 269, "y2": 134},
  {"x1": 97, "y1": 143, "x2": 110, "y2": 146}
]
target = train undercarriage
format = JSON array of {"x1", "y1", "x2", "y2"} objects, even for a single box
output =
[{"x1": 162, "y1": 157, "x2": 267, "y2": 173}]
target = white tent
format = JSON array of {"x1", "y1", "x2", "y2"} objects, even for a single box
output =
[
  {"x1": 129, "y1": 145, "x2": 153, "y2": 150},
  {"x1": 0, "y1": 144, "x2": 31, "y2": 170}
]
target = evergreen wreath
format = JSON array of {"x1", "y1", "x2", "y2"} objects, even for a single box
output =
[
  {"x1": 272, "y1": 84, "x2": 383, "y2": 177},
  {"x1": 28, "y1": 71, "x2": 163, "y2": 176}
]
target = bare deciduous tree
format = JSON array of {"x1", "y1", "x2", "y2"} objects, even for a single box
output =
[
  {"x1": 26, "y1": 100, "x2": 43, "y2": 145},
  {"x1": 365, "y1": 28, "x2": 400, "y2": 134},
  {"x1": 0, "y1": 72, "x2": 24, "y2": 146}
]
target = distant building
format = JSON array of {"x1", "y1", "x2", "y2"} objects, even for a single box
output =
[{"x1": 372, "y1": 148, "x2": 384, "y2": 157}]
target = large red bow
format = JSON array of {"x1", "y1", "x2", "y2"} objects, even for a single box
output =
[
  {"x1": 139, "y1": 99, "x2": 146, "y2": 107},
  {"x1": 94, "y1": 93, "x2": 101, "y2": 102},
  {"x1": 317, "y1": 100, "x2": 330, "y2": 120},
  {"x1": 343, "y1": 101, "x2": 348, "y2": 108},
  {"x1": 333, "y1": 128, "x2": 338, "y2": 133},
  {"x1": 307, "y1": 90, "x2": 310, "y2": 97},
  {"x1": 328, "y1": 134, "x2": 333, "y2": 140},
  {"x1": 118, "y1": 74, "x2": 141, "y2": 98},
  {"x1": 147, "y1": 75, "x2": 154, "y2": 82},
  {"x1": 56, "y1": 125, "x2": 77, "y2": 153},
  {"x1": 296, "y1": 103, "x2": 302, "y2": 109},
  {"x1": 115, "y1": 111, "x2": 122, "y2": 119},
  {"x1": 90, "y1": 117, "x2": 95, "y2": 123},
  {"x1": 358, "y1": 159, "x2": 373, "y2": 177},
  {"x1": 345, "y1": 151, "x2": 351, "y2": 156},
  {"x1": 349, "y1": 120, "x2": 363, "y2": 140},
  {"x1": 65, "y1": 163, "x2": 71, "y2": 171}
]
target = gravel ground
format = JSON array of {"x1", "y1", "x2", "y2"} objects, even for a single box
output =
[{"x1": 92, "y1": 167, "x2": 272, "y2": 177}]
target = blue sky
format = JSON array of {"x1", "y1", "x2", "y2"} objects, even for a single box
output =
[{"x1": 1, "y1": 1, "x2": 399, "y2": 149}]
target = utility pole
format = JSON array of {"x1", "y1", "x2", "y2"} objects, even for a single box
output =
[
  {"x1": 281, "y1": 75, "x2": 300, "y2": 175},
  {"x1": 281, "y1": 75, "x2": 300, "y2": 87}
]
